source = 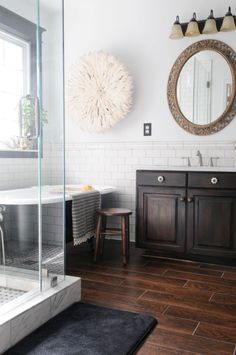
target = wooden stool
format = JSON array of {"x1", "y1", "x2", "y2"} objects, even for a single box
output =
[{"x1": 94, "y1": 208, "x2": 132, "y2": 265}]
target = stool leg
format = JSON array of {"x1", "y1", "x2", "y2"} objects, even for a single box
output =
[
  {"x1": 88, "y1": 236, "x2": 94, "y2": 254},
  {"x1": 121, "y1": 216, "x2": 127, "y2": 265},
  {"x1": 100, "y1": 216, "x2": 107, "y2": 256},
  {"x1": 94, "y1": 215, "x2": 102, "y2": 263},
  {"x1": 125, "y1": 215, "x2": 130, "y2": 259}
]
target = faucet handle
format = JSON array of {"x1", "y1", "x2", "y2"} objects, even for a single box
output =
[
  {"x1": 181, "y1": 157, "x2": 191, "y2": 167},
  {"x1": 209, "y1": 157, "x2": 219, "y2": 167}
]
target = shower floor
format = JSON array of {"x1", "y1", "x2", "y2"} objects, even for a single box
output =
[
  {"x1": 0, "y1": 241, "x2": 64, "y2": 275},
  {"x1": 0, "y1": 286, "x2": 26, "y2": 306}
]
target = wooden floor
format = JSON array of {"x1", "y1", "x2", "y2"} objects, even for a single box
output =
[{"x1": 66, "y1": 240, "x2": 236, "y2": 355}]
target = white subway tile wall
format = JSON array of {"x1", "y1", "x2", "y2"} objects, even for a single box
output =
[
  {"x1": 0, "y1": 143, "x2": 53, "y2": 191},
  {"x1": 63, "y1": 141, "x2": 236, "y2": 242}
]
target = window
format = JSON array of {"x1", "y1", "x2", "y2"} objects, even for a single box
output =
[
  {"x1": 0, "y1": 30, "x2": 30, "y2": 150},
  {"x1": 0, "y1": 5, "x2": 43, "y2": 158}
]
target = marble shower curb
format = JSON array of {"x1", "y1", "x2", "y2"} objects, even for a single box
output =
[{"x1": 0, "y1": 276, "x2": 81, "y2": 354}]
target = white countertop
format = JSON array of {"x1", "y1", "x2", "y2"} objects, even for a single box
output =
[
  {"x1": 139, "y1": 166, "x2": 236, "y2": 172},
  {"x1": 0, "y1": 185, "x2": 115, "y2": 205}
]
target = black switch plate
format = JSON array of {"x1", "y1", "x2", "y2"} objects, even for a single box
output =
[{"x1": 143, "y1": 123, "x2": 152, "y2": 136}]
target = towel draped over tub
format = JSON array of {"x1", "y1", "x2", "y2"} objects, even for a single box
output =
[{"x1": 72, "y1": 190, "x2": 101, "y2": 246}]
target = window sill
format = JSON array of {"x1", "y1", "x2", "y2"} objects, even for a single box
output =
[{"x1": 0, "y1": 150, "x2": 38, "y2": 158}]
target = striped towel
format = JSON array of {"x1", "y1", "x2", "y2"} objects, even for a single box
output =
[{"x1": 72, "y1": 190, "x2": 101, "y2": 246}]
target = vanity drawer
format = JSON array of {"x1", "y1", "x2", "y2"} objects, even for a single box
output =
[
  {"x1": 137, "y1": 171, "x2": 186, "y2": 187},
  {"x1": 188, "y1": 172, "x2": 236, "y2": 189}
]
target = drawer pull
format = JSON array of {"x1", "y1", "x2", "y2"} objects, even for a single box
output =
[
  {"x1": 157, "y1": 175, "x2": 165, "y2": 183},
  {"x1": 211, "y1": 177, "x2": 219, "y2": 185}
]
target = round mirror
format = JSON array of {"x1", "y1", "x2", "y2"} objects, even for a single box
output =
[
  {"x1": 167, "y1": 40, "x2": 236, "y2": 135},
  {"x1": 177, "y1": 50, "x2": 233, "y2": 125}
]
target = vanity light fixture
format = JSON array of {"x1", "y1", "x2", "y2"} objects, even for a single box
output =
[
  {"x1": 170, "y1": 7, "x2": 236, "y2": 39},
  {"x1": 220, "y1": 7, "x2": 236, "y2": 32},
  {"x1": 202, "y1": 10, "x2": 218, "y2": 34},
  {"x1": 185, "y1": 13, "x2": 200, "y2": 37},
  {"x1": 169, "y1": 16, "x2": 184, "y2": 39}
]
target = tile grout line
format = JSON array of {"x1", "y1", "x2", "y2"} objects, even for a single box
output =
[
  {"x1": 182, "y1": 280, "x2": 189, "y2": 288},
  {"x1": 118, "y1": 279, "x2": 125, "y2": 286},
  {"x1": 161, "y1": 305, "x2": 170, "y2": 315},
  {"x1": 137, "y1": 290, "x2": 147, "y2": 300},
  {"x1": 192, "y1": 321, "x2": 201, "y2": 335},
  {"x1": 116, "y1": 278, "x2": 149, "y2": 297},
  {"x1": 161, "y1": 269, "x2": 168, "y2": 277},
  {"x1": 208, "y1": 292, "x2": 215, "y2": 302},
  {"x1": 161, "y1": 269, "x2": 168, "y2": 276}
]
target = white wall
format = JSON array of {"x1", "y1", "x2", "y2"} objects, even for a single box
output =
[{"x1": 64, "y1": 0, "x2": 236, "y2": 143}]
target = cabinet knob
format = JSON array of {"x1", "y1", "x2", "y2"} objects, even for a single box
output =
[
  {"x1": 211, "y1": 177, "x2": 219, "y2": 185},
  {"x1": 180, "y1": 196, "x2": 186, "y2": 202},
  {"x1": 187, "y1": 197, "x2": 193, "y2": 203},
  {"x1": 157, "y1": 175, "x2": 165, "y2": 183}
]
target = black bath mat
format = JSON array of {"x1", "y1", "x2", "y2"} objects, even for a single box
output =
[{"x1": 6, "y1": 302, "x2": 157, "y2": 355}]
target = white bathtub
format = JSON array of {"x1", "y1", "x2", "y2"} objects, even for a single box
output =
[{"x1": 0, "y1": 185, "x2": 115, "y2": 205}]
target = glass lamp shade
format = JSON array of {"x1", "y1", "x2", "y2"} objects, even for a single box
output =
[
  {"x1": 185, "y1": 13, "x2": 200, "y2": 37},
  {"x1": 203, "y1": 10, "x2": 218, "y2": 34},
  {"x1": 220, "y1": 7, "x2": 236, "y2": 32},
  {"x1": 221, "y1": 16, "x2": 236, "y2": 32},
  {"x1": 169, "y1": 16, "x2": 184, "y2": 39}
]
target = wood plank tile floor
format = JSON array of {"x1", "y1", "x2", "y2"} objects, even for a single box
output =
[{"x1": 66, "y1": 240, "x2": 236, "y2": 355}]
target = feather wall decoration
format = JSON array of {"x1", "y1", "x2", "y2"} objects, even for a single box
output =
[{"x1": 66, "y1": 52, "x2": 133, "y2": 132}]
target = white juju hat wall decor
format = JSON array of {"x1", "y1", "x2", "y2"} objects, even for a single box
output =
[{"x1": 66, "y1": 52, "x2": 133, "y2": 132}]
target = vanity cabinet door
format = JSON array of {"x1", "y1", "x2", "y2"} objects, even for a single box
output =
[
  {"x1": 186, "y1": 189, "x2": 236, "y2": 258},
  {"x1": 136, "y1": 186, "x2": 186, "y2": 252}
]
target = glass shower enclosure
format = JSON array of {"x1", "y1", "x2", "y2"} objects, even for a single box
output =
[{"x1": 0, "y1": 0, "x2": 65, "y2": 313}]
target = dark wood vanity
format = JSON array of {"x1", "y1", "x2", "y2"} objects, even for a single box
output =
[{"x1": 136, "y1": 170, "x2": 236, "y2": 265}]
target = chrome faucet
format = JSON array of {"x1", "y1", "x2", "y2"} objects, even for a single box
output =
[{"x1": 196, "y1": 150, "x2": 203, "y2": 166}]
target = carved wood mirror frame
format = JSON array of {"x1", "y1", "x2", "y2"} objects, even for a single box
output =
[{"x1": 167, "y1": 40, "x2": 236, "y2": 135}]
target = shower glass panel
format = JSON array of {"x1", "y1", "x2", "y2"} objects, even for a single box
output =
[
  {"x1": 40, "y1": 0, "x2": 65, "y2": 288},
  {"x1": 0, "y1": 0, "x2": 65, "y2": 309}
]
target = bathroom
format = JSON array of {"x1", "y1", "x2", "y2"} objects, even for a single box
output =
[{"x1": 1, "y1": 0, "x2": 236, "y2": 354}]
